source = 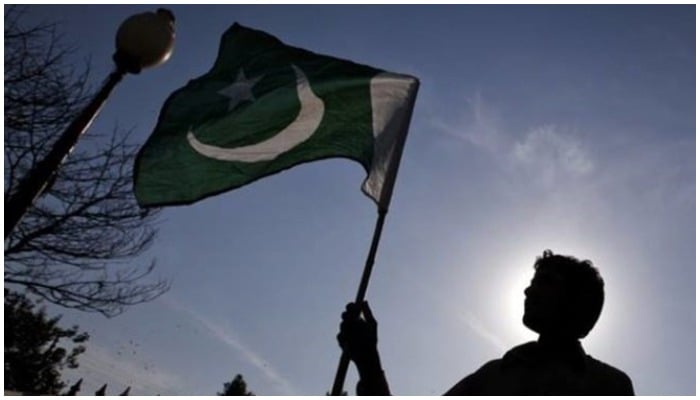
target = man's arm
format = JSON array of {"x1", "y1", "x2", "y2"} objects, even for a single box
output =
[{"x1": 337, "y1": 301, "x2": 391, "y2": 395}]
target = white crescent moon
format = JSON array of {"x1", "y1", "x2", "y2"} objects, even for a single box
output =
[{"x1": 187, "y1": 65, "x2": 325, "y2": 162}]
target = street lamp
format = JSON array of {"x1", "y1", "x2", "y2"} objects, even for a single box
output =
[{"x1": 5, "y1": 8, "x2": 176, "y2": 239}]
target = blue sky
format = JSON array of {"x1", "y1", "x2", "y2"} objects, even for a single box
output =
[{"x1": 13, "y1": 4, "x2": 695, "y2": 395}]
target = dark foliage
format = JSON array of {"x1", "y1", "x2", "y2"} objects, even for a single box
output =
[
  {"x1": 219, "y1": 374, "x2": 254, "y2": 396},
  {"x1": 4, "y1": 289, "x2": 89, "y2": 394}
]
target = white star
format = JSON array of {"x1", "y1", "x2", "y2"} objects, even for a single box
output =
[{"x1": 218, "y1": 69, "x2": 263, "y2": 111}]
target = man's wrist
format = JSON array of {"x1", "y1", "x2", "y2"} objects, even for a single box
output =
[
  {"x1": 355, "y1": 349, "x2": 383, "y2": 379},
  {"x1": 355, "y1": 352, "x2": 390, "y2": 396}
]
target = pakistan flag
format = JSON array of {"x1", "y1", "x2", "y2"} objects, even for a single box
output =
[{"x1": 134, "y1": 23, "x2": 419, "y2": 210}]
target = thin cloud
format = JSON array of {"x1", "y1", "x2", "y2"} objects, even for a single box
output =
[
  {"x1": 433, "y1": 93, "x2": 595, "y2": 187},
  {"x1": 433, "y1": 91, "x2": 507, "y2": 153},
  {"x1": 460, "y1": 311, "x2": 507, "y2": 353},
  {"x1": 161, "y1": 297, "x2": 298, "y2": 395},
  {"x1": 511, "y1": 124, "x2": 594, "y2": 186}
]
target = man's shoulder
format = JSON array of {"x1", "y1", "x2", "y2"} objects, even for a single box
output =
[
  {"x1": 585, "y1": 355, "x2": 635, "y2": 394},
  {"x1": 445, "y1": 342, "x2": 634, "y2": 395},
  {"x1": 443, "y1": 344, "x2": 535, "y2": 396},
  {"x1": 501, "y1": 341, "x2": 539, "y2": 365},
  {"x1": 585, "y1": 355, "x2": 632, "y2": 378},
  {"x1": 443, "y1": 358, "x2": 503, "y2": 395},
  {"x1": 474, "y1": 342, "x2": 537, "y2": 373}
]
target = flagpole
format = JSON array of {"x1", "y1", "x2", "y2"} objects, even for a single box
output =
[{"x1": 330, "y1": 208, "x2": 387, "y2": 395}]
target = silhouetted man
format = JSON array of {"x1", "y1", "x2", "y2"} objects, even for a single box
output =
[{"x1": 337, "y1": 250, "x2": 634, "y2": 395}]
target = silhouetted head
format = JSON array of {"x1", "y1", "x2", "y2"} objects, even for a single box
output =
[{"x1": 523, "y1": 250, "x2": 604, "y2": 339}]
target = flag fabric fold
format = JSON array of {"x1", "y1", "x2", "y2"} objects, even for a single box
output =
[{"x1": 134, "y1": 23, "x2": 419, "y2": 211}]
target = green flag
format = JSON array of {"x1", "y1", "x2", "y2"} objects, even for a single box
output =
[{"x1": 134, "y1": 23, "x2": 419, "y2": 211}]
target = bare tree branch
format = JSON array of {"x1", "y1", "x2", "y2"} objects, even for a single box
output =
[{"x1": 4, "y1": 6, "x2": 168, "y2": 317}]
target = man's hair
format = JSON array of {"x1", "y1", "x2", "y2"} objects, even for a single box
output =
[{"x1": 534, "y1": 250, "x2": 605, "y2": 338}]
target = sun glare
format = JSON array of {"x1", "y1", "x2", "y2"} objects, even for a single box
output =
[
  {"x1": 491, "y1": 238, "x2": 625, "y2": 353},
  {"x1": 498, "y1": 249, "x2": 538, "y2": 345},
  {"x1": 445, "y1": 229, "x2": 625, "y2": 356}
]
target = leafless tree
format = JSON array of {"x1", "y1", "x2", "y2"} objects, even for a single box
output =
[{"x1": 4, "y1": 6, "x2": 168, "y2": 317}]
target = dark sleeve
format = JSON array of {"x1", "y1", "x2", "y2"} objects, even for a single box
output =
[{"x1": 356, "y1": 367, "x2": 391, "y2": 396}]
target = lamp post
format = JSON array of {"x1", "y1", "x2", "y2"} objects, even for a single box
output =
[{"x1": 5, "y1": 8, "x2": 176, "y2": 239}]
